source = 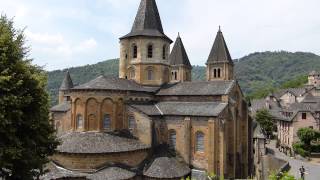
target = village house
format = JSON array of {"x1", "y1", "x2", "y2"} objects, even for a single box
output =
[
  {"x1": 46, "y1": 0, "x2": 252, "y2": 179},
  {"x1": 251, "y1": 71, "x2": 320, "y2": 155}
]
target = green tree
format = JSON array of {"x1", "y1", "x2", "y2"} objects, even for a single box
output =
[
  {"x1": 255, "y1": 109, "x2": 274, "y2": 137},
  {"x1": 0, "y1": 16, "x2": 59, "y2": 179},
  {"x1": 269, "y1": 171, "x2": 298, "y2": 180},
  {"x1": 297, "y1": 128, "x2": 317, "y2": 147}
]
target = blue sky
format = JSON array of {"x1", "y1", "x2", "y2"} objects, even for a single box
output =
[{"x1": 1, "y1": 0, "x2": 320, "y2": 71}]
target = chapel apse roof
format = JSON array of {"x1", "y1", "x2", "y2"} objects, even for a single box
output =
[
  {"x1": 120, "y1": 0, "x2": 172, "y2": 42},
  {"x1": 50, "y1": 102, "x2": 71, "y2": 112},
  {"x1": 143, "y1": 157, "x2": 190, "y2": 179},
  {"x1": 41, "y1": 162, "x2": 136, "y2": 180},
  {"x1": 57, "y1": 132, "x2": 150, "y2": 154},
  {"x1": 72, "y1": 75, "x2": 160, "y2": 92},
  {"x1": 130, "y1": 101, "x2": 228, "y2": 117},
  {"x1": 157, "y1": 80, "x2": 235, "y2": 96}
]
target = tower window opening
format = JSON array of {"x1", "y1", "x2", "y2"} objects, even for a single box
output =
[
  {"x1": 147, "y1": 44, "x2": 153, "y2": 58},
  {"x1": 133, "y1": 45, "x2": 138, "y2": 58},
  {"x1": 162, "y1": 45, "x2": 166, "y2": 59},
  {"x1": 218, "y1": 69, "x2": 221, "y2": 78},
  {"x1": 214, "y1": 69, "x2": 217, "y2": 78},
  {"x1": 174, "y1": 72, "x2": 177, "y2": 80},
  {"x1": 128, "y1": 115, "x2": 135, "y2": 129},
  {"x1": 196, "y1": 131, "x2": 205, "y2": 152}
]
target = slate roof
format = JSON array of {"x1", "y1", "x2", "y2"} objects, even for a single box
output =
[
  {"x1": 207, "y1": 28, "x2": 233, "y2": 64},
  {"x1": 157, "y1": 80, "x2": 235, "y2": 96},
  {"x1": 143, "y1": 157, "x2": 190, "y2": 178},
  {"x1": 50, "y1": 102, "x2": 71, "y2": 112},
  {"x1": 169, "y1": 34, "x2": 192, "y2": 67},
  {"x1": 302, "y1": 93, "x2": 320, "y2": 103},
  {"x1": 130, "y1": 102, "x2": 227, "y2": 117},
  {"x1": 72, "y1": 75, "x2": 160, "y2": 92},
  {"x1": 60, "y1": 71, "x2": 74, "y2": 90},
  {"x1": 41, "y1": 162, "x2": 136, "y2": 180},
  {"x1": 120, "y1": 0, "x2": 172, "y2": 42},
  {"x1": 274, "y1": 88, "x2": 309, "y2": 98},
  {"x1": 57, "y1": 132, "x2": 150, "y2": 154}
]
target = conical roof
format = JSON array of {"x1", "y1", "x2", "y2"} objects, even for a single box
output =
[
  {"x1": 120, "y1": 0, "x2": 172, "y2": 42},
  {"x1": 60, "y1": 71, "x2": 73, "y2": 90},
  {"x1": 207, "y1": 28, "x2": 233, "y2": 64},
  {"x1": 169, "y1": 34, "x2": 192, "y2": 67}
]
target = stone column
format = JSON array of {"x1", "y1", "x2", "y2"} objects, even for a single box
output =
[
  {"x1": 183, "y1": 117, "x2": 191, "y2": 164},
  {"x1": 208, "y1": 118, "x2": 217, "y2": 173},
  {"x1": 219, "y1": 118, "x2": 226, "y2": 177}
]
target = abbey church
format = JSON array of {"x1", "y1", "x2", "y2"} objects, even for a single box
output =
[{"x1": 46, "y1": 0, "x2": 252, "y2": 179}]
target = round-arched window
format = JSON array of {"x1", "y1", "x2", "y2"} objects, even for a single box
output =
[
  {"x1": 168, "y1": 130, "x2": 176, "y2": 149},
  {"x1": 76, "y1": 114, "x2": 83, "y2": 129},
  {"x1": 132, "y1": 44, "x2": 138, "y2": 58},
  {"x1": 196, "y1": 131, "x2": 205, "y2": 152},
  {"x1": 103, "y1": 114, "x2": 111, "y2": 129},
  {"x1": 128, "y1": 115, "x2": 135, "y2": 129}
]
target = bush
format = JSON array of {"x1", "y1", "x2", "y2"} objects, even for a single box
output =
[
  {"x1": 310, "y1": 144, "x2": 320, "y2": 153},
  {"x1": 293, "y1": 142, "x2": 310, "y2": 157}
]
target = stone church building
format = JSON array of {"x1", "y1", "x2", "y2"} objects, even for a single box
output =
[{"x1": 46, "y1": 0, "x2": 252, "y2": 179}]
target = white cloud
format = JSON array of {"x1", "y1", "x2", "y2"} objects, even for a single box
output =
[{"x1": 74, "y1": 38, "x2": 98, "y2": 52}]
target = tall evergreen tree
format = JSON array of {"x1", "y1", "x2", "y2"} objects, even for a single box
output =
[{"x1": 0, "y1": 16, "x2": 59, "y2": 179}]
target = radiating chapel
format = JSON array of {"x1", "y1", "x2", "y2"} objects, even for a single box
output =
[{"x1": 46, "y1": 0, "x2": 252, "y2": 179}]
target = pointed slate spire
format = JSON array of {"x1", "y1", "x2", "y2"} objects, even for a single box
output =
[
  {"x1": 60, "y1": 71, "x2": 73, "y2": 90},
  {"x1": 207, "y1": 27, "x2": 233, "y2": 64},
  {"x1": 169, "y1": 34, "x2": 192, "y2": 67},
  {"x1": 120, "y1": 0, "x2": 172, "y2": 42}
]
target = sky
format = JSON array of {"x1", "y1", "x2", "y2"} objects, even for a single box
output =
[{"x1": 1, "y1": 0, "x2": 320, "y2": 71}]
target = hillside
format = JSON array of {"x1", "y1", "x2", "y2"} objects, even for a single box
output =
[{"x1": 48, "y1": 51, "x2": 320, "y2": 105}]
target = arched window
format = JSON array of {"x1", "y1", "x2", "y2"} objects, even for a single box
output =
[
  {"x1": 162, "y1": 45, "x2": 166, "y2": 59},
  {"x1": 132, "y1": 44, "x2": 138, "y2": 58},
  {"x1": 218, "y1": 69, "x2": 221, "y2": 78},
  {"x1": 103, "y1": 114, "x2": 111, "y2": 129},
  {"x1": 196, "y1": 131, "x2": 205, "y2": 152},
  {"x1": 147, "y1": 69, "x2": 154, "y2": 80},
  {"x1": 147, "y1": 44, "x2": 153, "y2": 58},
  {"x1": 128, "y1": 115, "x2": 135, "y2": 129},
  {"x1": 76, "y1": 114, "x2": 83, "y2": 129},
  {"x1": 174, "y1": 72, "x2": 177, "y2": 80},
  {"x1": 168, "y1": 130, "x2": 176, "y2": 149},
  {"x1": 214, "y1": 69, "x2": 217, "y2": 78}
]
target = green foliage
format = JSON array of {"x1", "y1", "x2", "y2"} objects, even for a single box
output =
[
  {"x1": 0, "y1": 16, "x2": 59, "y2": 179},
  {"x1": 280, "y1": 75, "x2": 308, "y2": 89},
  {"x1": 255, "y1": 109, "x2": 274, "y2": 137},
  {"x1": 297, "y1": 128, "x2": 318, "y2": 146},
  {"x1": 269, "y1": 171, "x2": 297, "y2": 180},
  {"x1": 293, "y1": 142, "x2": 310, "y2": 157}
]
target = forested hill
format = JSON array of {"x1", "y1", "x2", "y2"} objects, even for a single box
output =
[{"x1": 48, "y1": 51, "x2": 320, "y2": 105}]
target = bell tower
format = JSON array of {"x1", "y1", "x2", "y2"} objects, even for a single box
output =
[
  {"x1": 119, "y1": 0, "x2": 172, "y2": 86},
  {"x1": 206, "y1": 27, "x2": 234, "y2": 81}
]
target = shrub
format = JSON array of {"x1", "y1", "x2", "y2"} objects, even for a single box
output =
[{"x1": 293, "y1": 142, "x2": 310, "y2": 157}]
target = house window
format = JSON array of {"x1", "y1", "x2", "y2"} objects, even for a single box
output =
[
  {"x1": 147, "y1": 44, "x2": 153, "y2": 58},
  {"x1": 196, "y1": 131, "x2": 205, "y2": 152},
  {"x1": 128, "y1": 115, "x2": 135, "y2": 129},
  {"x1": 147, "y1": 69, "x2": 154, "y2": 80},
  {"x1": 133, "y1": 44, "x2": 138, "y2": 58},
  {"x1": 103, "y1": 114, "x2": 111, "y2": 129},
  {"x1": 168, "y1": 130, "x2": 176, "y2": 149},
  {"x1": 76, "y1": 114, "x2": 83, "y2": 129},
  {"x1": 302, "y1": 113, "x2": 307, "y2": 120},
  {"x1": 162, "y1": 45, "x2": 166, "y2": 59}
]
